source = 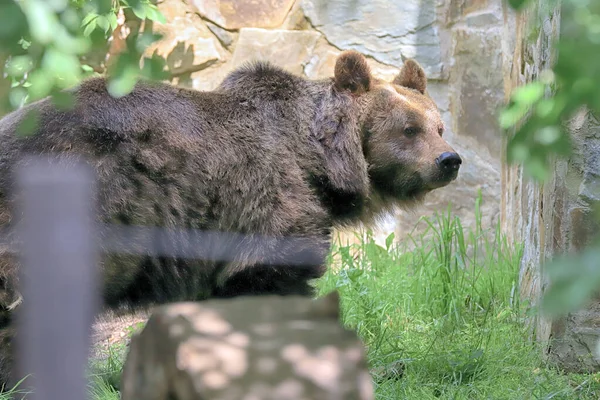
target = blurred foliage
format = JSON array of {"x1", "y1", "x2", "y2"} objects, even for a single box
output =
[
  {"x1": 0, "y1": 0, "x2": 170, "y2": 117},
  {"x1": 502, "y1": 0, "x2": 600, "y2": 318}
]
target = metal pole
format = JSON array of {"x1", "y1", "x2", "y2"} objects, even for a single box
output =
[{"x1": 15, "y1": 156, "x2": 99, "y2": 400}]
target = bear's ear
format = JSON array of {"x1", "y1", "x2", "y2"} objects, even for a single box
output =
[
  {"x1": 393, "y1": 59, "x2": 427, "y2": 94},
  {"x1": 334, "y1": 51, "x2": 372, "y2": 95}
]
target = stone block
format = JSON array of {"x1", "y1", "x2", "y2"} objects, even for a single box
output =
[
  {"x1": 301, "y1": 0, "x2": 444, "y2": 78},
  {"x1": 205, "y1": 21, "x2": 236, "y2": 48},
  {"x1": 191, "y1": 0, "x2": 296, "y2": 30},
  {"x1": 145, "y1": 11, "x2": 222, "y2": 76},
  {"x1": 121, "y1": 293, "x2": 374, "y2": 400},
  {"x1": 449, "y1": 26, "x2": 505, "y2": 158},
  {"x1": 230, "y1": 28, "x2": 321, "y2": 76}
]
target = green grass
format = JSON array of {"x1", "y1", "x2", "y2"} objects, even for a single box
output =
[{"x1": 316, "y1": 196, "x2": 600, "y2": 399}]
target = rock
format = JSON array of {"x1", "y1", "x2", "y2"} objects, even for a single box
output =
[
  {"x1": 189, "y1": 63, "x2": 232, "y2": 91},
  {"x1": 206, "y1": 21, "x2": 235, "y2": 48},
  {"x1": 145, "y1": 11, "x2": 222, "y2": 76},
  {"x1": 304, "y1": 39, "x2": 400, "y2": 82},
  {"x1": 465, "y1": 11, "x2": 502, "y2": 27},
  {"x1": 155, "y1": 0, "x2": 190, "y2": 21},
  {"x1": 449, "y1": 26, "x2": 505, "y2": 158},
  {"x1": 549, "y1": 302, "x2": 600, "y2": 372},
  {"x1": 302, "y1": 42, "x2": 339, "y2": 79},
  {"x1": 281, "y1": 0, "x2": 312, "y2": 30},
  {"x1": 190, "y1": 0, "x2": 296, "y2": 30},
  {"x1": 121, "y1": 293, "x2": 374, "y2": 400},
  {"x1": 301, "y1": 0, "x2": 444, "y2": 78},
  {"x1": 446, "y1": 0, "x2": 491, "y2": 23},
  {"x1": 230, "y1": 28, "x2": 321, "y2": 76}
]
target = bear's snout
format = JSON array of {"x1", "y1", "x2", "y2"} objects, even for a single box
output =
[{"x1": 435, "y1": 151, "x2": 462, "y2": 179}]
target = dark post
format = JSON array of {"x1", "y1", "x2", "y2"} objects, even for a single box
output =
[{"x1": 16, "y1": 157, "x2": 99, "y2": 400}]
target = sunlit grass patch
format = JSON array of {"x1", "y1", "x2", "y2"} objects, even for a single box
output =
[{"x1": 316, "y1": 195, "x2": 600, "y2": 399}]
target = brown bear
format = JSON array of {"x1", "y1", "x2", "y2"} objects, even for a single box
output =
[{"x1": 0, "y1": 50, "x2": 461, "y2": 386}]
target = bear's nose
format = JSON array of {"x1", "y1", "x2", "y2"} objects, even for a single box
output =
[{"x1": 436, "y1": 152, "x2": 462, "y2": 171}]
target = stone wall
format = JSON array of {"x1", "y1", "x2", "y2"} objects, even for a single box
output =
[
  {"x1": 149, "y1": 0, "x2": 507, "y2": 244},
  {"x1": 501, "y1": 2, "x2": 600, "y2": 372}
]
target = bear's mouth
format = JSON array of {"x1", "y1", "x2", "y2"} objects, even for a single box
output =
[
  {"x1": 426, "y1": 171, "x2": 459, "y2": 190},
  {"x1": 369, "y1": 166, "x2": 431, "y2": 203}
]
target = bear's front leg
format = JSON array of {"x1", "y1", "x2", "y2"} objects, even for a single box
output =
[
  {"x1": 212, "y1": 262, "x2": 325, "y2": 298},
  {"x1": 213, "y1": 235, "x2": 330, "y2": 298}
]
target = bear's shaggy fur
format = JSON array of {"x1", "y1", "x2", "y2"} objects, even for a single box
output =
[{"x1": 0, "y1": 50, "x2": 461, "y2": 385}]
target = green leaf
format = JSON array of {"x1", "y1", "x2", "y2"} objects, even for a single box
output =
[
  {"x1": 385, "y1": 232, "x2": 395, "y2": 251},
  {"x1": 535, "y1": 126, "x2": 562, "y2": 145},
  {"x1": 24, "y1": 0, "x2": 58, "y2": 44},
  {"x1": 28, "y1": 69, "x2": 55, "y2": 100},
  {"x1": 50, "y1": 91, "x2": 76, "y2": 111},
  {"x1": 135, "y1": 31, "x2": 163, "y2": 53},
  {"x1": 140, "y1": 54, "x2": 170, "y2": 81},
  {"x1": 16, "y1": 109, "x2": 41, "y2": 137},
  {"x1": 83, "y1": 20, "x2": 97, "y2": 36},
  {"x1": 499, "y1": 106, "x2": 528, "y2": 129},
  {"x1": 42, "y1": 48, "x2": 82, "y2": 86},
  {"x1": 131, "y1": 3, "x2": 147, "y2": 20},
  {"x1": 542, "y1": 246, "x2": 600, "y2": 317},
  {"x1": 512, "y1": 82, "x2": 545, "y2": 106},
  {"x1": 0, "y1": 2, "x2": 27, "y2": 42},
  {"x1": 47, "y1": 0, "x2": 69, "y2": 12},
  {"x1": 107, "y1": 65, "x2": 139, "y2": 98},
  {"x1": 9, "y1": 88, "x2": 28, "y2": 109},
  {"x1": 145, "y1": 5, "x2": 166, "y2": 24},
  {"x1": 5, "y1": 55, "x2": 34, "y2": 77},
  {"x1": 535, "y1": 99, "x2": 555, "y2": 119},
  {"x1": 96, "y1": 15, "x2": 110, "y2": 32},
  {"x1": 524, "y1": 156, "x2": 549, "y2": 182},
  {"x1": 108, "y1": 13, "x2": 119, "y2": 31},
  {"x1": 60, "y1": 7, "x2": 81, "y2": 31},
  {"x1": 53, "y1": 29, "x2": 91, "y2": 55},
  {"x1": 508, "y1": 143, "x2": 530, "y2": 163},
  {"x1": 81, "y1": 12, "x2": 99, "y2": 27}
]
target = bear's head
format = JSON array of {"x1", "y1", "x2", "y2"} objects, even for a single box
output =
[{"x1": 334, "y1": 50, "x2": 462, "y2": 206}]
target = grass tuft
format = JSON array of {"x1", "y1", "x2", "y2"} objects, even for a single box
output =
[{"x1": 316, "y1": 194, "x2": 600, "y2": 399}]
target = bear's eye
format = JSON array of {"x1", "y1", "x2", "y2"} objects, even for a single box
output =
[
  {"x1": 438, "y1": 127, "x2": 444, "y2": 136},
  {"x1": 404, "y1": 127, "x2": 420, "y2": 136}
]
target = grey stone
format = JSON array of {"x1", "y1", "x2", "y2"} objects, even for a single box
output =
[
  {"x1": 206, "y1": 21, "x2": 235, "y2": 48},
  {"x1": 449, "y1": 26, "x2": 505, "y2": 158},
  {"x1": 120, "y1": 293, "x2": 374, "y2": 400},
  {"x1": 465, "y1": 11, "x2": 502, "y2": 27},
  {"x1": 191, "y1": 0, "x2": 296, "y2": 30},
  {"x1": 230, "y1": 28, "x2": 321, "y2": 76},
  {"x1": 303, "y1": 39, "x2": 401, "y2": 81},
  {"x1": 301, "y1": 0, "x2": 444, "y2": 78},
  {"x1": 281, "y1": 0, "x2": 312, "y2": 30}
]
